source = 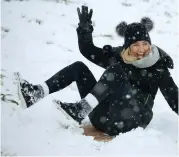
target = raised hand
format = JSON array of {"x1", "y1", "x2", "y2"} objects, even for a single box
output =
[{"x1": 77, "y1": 5, "x2": 93, "y2": 29}]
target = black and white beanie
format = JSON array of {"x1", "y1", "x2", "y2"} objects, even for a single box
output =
[{"x1": 116, "y1": 17, "x2": 154, "y2": 49}]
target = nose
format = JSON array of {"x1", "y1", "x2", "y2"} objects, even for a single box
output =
[
  {"x1": 137, "y1": 45, "x2": 145, "y2": 59},
  {"x1": 138, "y1": 45, "x2": 145, "y2": 54}
]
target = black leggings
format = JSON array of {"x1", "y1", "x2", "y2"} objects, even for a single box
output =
[{"x1": 45, "y1": 61, "x2": 97, "y2": 99}]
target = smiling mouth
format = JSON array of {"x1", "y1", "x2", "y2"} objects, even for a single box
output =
[
  {"x1": 137, "y1": 51, "x2": 150, "y2": 58},
  {"x1": 137, "y1": 54, "x2": 144, "y2": 59}
]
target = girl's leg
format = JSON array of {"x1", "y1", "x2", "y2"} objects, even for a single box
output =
[
  {"x1": 45, "y1": 61, "x2": 97, "y2": 98},
  {"x1": 18, "y1": 61, "x2": 97, "y2": 108}
]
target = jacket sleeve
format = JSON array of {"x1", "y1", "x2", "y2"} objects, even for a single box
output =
[
  {"x1": 159, "y1": 68, "x2": 178, "y2": 114},
  {"x1": 76, "y1": 26, "x2": 120, "y2": 69}
]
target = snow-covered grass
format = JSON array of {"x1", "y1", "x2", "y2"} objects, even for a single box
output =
[{"x1": 1, "y1": 0, "x2": 178, "y2": 156}]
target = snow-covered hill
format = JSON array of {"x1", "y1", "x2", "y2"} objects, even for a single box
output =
[{"x1": 1, "y1": 0, "x2": 178, "y2": 156}]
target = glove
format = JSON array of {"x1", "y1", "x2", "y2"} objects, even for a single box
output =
[{"x1": 77, "y1": 5, "x2": 93, "y2": 32}]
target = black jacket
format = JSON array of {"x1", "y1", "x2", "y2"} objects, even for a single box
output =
[{"x1": 76, "y1": 26, "x2": 178, "y2": 117}]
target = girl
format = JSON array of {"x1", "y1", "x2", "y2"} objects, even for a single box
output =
[{"x1": 17, "y1": 6, "x2": 178, "y2": 136}]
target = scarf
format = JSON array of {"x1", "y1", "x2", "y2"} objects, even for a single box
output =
[{"x1": 120, "y1": 45, "x2": 160, "y2": 68}]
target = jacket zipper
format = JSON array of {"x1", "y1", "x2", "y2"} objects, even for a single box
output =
[{"x1": 144, "y1": 94, "x2": 150, "y2": 106}]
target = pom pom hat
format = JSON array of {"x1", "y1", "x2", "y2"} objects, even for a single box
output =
[{"x1": 116, "y1": 17, "x2": 154, "y2": 49}]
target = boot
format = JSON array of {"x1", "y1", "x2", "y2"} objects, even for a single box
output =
[
  {"x1": 16, "y1": 73, "x2": 45, "y2": 108},
  {"x1": 54, "y1": 99, "x2": 92, "y2": 124}
]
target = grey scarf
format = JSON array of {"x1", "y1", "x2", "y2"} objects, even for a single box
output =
[{"x1": 131, "y1": 45, "x2": 160, "y2": 68}]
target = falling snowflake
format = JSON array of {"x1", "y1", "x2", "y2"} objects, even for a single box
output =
[
  {"x1": 140, "y1": 69, "x2": 147, "y2": 76},
  {"x1": 128, "y1": 71, "x2": 132, "y2": 75},
  {"x1": 100, "y1": 116, "x2": 107, "y2": 124},
  {"x1": 129, "y1": 99, "x2": 137, "y2": 106},
  {"x1": 133, "y1": 105, "x2": 140, "y2": 112},
  {"x1": 119, "y1": 101, "x2": 123, "y2": 105},
  {"x1": 106, "y1": 73, "x2": 115, "y2": 81},
  {"x1": 131, "y1": 89, "x2": 137, "y2": 95},
  {"x1": 92, "y1": 82, "x2": 109, "y2": 96},
  {"x1": 148, "y1": 73, "x2": 153, "y2": 77},
  {"x1": 91, "y1": 54, "x2": 95, "y2": 59},
  {"x1": 120, "y1": 108, "x2": 135, "y2": 119},
  {"x1": 116, "y1": 121, "x2": 124, "y2": 129},
  {"x1": 126, "y1": 94, "x2": 131, "y2": 99}
]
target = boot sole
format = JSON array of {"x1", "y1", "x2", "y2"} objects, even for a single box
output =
[
  {"x1": 14, "y1": 72, "x2": 27, "y2": 109},
  {"x1": 53, "y1": 99, "x2": 81, "y2": 124},
  {"x1": 53, "y1": 99, "x2": 71, "y2": 120}
]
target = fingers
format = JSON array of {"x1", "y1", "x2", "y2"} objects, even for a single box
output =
[
  {"x1": 82, "y1": 5, "x2": 85, "y2": 15},
  {"x1": 78, "y1": 5, "x2": 93, "y2": 20},
  {"x1": 82, "y1": 5, "x2": 88, "y2": 16},
  {"x1": 77, "y1": 7, "x2": 81, "y2": 18},
  {"x1": 85, "y1": 6, "x2": 88, "y2": 15},
  {"x1": 88, "y1": 9, "x2": 93, "y2": 20}
]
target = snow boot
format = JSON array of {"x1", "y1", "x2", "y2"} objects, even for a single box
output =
[
  {"x1": 54, "y1": 99, "x2": 92, "y2": 124},
  {"x1": 15, "y1": 72, "x2": 45, "y2": 108}
]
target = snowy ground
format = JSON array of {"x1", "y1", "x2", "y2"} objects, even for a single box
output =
[{"x1": 1, "y1": 0, "x2": 179, "y2": 156}]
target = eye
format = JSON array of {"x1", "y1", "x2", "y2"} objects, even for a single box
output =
[
  {"x1": 143, "y1": 42, "x2": 148, "y2": 45},
  {"x1": 132, "y1": 44, "x2": 137, "y2": 46}
]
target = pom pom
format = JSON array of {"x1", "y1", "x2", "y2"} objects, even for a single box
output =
[
  {"x1": 140, "y1": 17, "x2": 154, "y2": 32},
  {"x1": 116, "y1": 21, "x2": 127, "y2": 37}
]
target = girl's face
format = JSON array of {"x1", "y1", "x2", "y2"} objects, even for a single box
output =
[{"x1": 129, "y1": 41, "x2": 151, "y2": 59}]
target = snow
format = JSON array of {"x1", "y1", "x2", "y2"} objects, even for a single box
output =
[{"x1": 1, "y1": 0, "x2": 178, "y2": 156}]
